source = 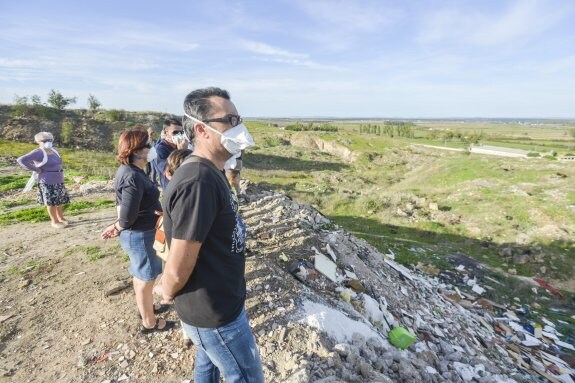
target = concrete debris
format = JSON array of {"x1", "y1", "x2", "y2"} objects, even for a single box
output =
[{"x1": 238, "y1": 181, "x2": 575, "y2": 382}]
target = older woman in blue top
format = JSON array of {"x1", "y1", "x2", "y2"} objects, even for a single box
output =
[
  {"x1": 101, "y1": 127, "x2": 175, "y2": 334},
  {"x1": 17, "y1": 131, "x2": 70, "y2": 229}
]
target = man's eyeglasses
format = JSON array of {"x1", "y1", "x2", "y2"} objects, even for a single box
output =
[
  {"x1": 171, "y1": 130, "x2": 184, "y2": 136},
  {"x1": 204, "y1": 114, "x2": 242, "y2": 127}
]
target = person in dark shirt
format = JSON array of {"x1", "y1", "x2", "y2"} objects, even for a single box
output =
[
  {"x1": 101, "y1": 127, "x2": 175, "y2": 334},
  {"x1": 151, "y1": 118, "x2": 189, "y2": 189},
  {"x1": 162, "y1": 87, "x2": 262, "y2": 382}
]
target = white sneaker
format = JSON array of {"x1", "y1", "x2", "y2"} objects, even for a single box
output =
[{"x1": 51, "y1": 222, "x2": 66, "y2": 229}]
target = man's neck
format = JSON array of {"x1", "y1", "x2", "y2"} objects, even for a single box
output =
[{"x1": 192, "y1": 147, "x2": 226, "y2": 170}]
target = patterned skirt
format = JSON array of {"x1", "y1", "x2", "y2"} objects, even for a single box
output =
[{"x1": 37, "y1": 182, "x2": 71, "y2": 206}]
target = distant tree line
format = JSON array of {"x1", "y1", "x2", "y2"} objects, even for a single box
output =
[
  {"x1": 10, "y1": 89, "x2": 101, "y2": 118},
  {"x1": 359, "y1": 121, "x2": 415, "y2": 138},
  {"x1": 285, "y1": 122, "x2": 338, "y2": 132},
  {"x1": 427, "y1": 129, "x2": 484, "y2": 144}
]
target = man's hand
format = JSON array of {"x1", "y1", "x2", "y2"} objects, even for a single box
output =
[
  {"x1": 162, "y1": 238, "x2": 202, "y2": 298},
  {"x1": 176, "y1": 139, "x2": 189, "y2": 150}
]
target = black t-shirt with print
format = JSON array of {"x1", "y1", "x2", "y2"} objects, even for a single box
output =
[{"x1": 163, "y1": 156, "x2": 246, "y2": 328}]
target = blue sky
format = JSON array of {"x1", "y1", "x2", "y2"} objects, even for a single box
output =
[{"x1": 1, "y1": 0, "x2": 574, "y2": 118}]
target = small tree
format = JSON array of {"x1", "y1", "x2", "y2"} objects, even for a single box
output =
[
  {"x1": 87, "y1": 94, "x2": 101, "y2": 112},
  {"x1": 11, "y1": 94, "x2": 29, "y2": 117},
  {"x1": 30, "y1": 95, "x2": 42, "y2": 106},
  {"x1": 47, "y1": 89, "x2": 76, "y2": 110}
]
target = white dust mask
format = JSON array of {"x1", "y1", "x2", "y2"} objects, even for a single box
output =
[
  {"x1": 147, "y1": 146, "x2": 157, "y2": 162},
  {"x1": 184, "y1": 112, "x2": 254, "y2": 156},
  {"x1": 43, "y1": 141, "x2": 53, "y2": 149}
]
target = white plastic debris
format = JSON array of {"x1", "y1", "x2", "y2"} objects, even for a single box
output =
[
  {"x1": 325, "y1": 243, "x2": 337, "y2": 262},
  {"x1": 556, "y1": 340, "x2": 575, "y2": 351},
  {"x1": 314, "y1": 252, "x2": 337, "y2": 282},
  {"x1": 384, "y1": 259, "x2": 414, "y2": 281},
  {"x1": 471, "y1": 285, "x2": 486, "y2": 295}
]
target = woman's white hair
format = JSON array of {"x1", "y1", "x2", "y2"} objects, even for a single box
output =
[{"x1": 34, "y1": 131, "x2": 54, "y2": 144}]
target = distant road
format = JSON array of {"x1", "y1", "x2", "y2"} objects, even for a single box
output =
[{"x1": 413, "y1": 144, "x2": 530, "y2": 158}]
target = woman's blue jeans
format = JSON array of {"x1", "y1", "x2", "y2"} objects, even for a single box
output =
[{"x1": 181, "y1": 308, "x2": 264, "y2": 383}]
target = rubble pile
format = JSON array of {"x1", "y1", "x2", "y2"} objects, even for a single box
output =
[
  {"x1": 2, "y1": 180, "x2": 572, "y2": 382},
  {"x1": 240, "y1": 181, "x2": 575, "y2": 383}
]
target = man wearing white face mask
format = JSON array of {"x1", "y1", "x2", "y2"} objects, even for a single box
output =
[
  {"x1": 161, "y1": 87, "x2": 262, "y2": 383},
  {"x1": 151, "y1": 118, "x2": 188, "y2": 190}
]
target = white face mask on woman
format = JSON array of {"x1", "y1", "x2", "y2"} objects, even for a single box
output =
[
  {"x1": 184, "y1": 113, "x2": 254, "y2": 156},
  {"x1": 42, "y1": 141, "x2": 53, "y2": 149}
]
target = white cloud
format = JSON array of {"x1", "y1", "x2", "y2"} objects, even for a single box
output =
[
  {"x1": 417, "y1": 0, "x2": 574, "y2": 47},
  {"x1": 239, "y1": 40, "x2": 307, "y2": 59},
  {"x1": 292, "y1": 0, "x2": 400, "y2": 32}
]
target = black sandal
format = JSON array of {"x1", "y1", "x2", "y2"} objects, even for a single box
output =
[
  {"x1": 137, "y1": 303, "x2": 171, "y2": 318},
  {"x1": 153, "y1": 303, "x2": 171, "y2": 314},
  {"x1": 140, "y1": 319, "x2": 176, "y2": 334}
]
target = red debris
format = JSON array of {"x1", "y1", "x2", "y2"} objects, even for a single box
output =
[{"x1": 533, "y1": 278, "x2": 564, "y2": 299}]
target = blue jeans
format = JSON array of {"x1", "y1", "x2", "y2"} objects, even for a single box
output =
[{"x1": 181, "y1": 308, "x2": 264, "y2": 383}]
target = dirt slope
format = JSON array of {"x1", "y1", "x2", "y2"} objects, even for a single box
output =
[{"x1": 0, "y1": 183, "x2": 550, "y2": 383}]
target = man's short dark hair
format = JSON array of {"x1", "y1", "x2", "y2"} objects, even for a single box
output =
[
  {"x1": 183, "y1": 87, "x2": 230, "y2": 137},
  {"x1": 163, "y1": 117, "x2": 182, "y2": 129}
]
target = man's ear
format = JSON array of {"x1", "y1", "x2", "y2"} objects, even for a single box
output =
[{"x1": 195, "y1": 122, "x2": 208, "y2": 138}]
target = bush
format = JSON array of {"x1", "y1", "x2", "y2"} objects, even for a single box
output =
[
  {"x1": 105, "y1": 109, "x2": 125, "y2": 122},
  {"x1": 61, "y1": 121, "x2": 74, "y2": 145},
  {"x1": 526, "y1": 152, "x2": 540, "y2": 157}
]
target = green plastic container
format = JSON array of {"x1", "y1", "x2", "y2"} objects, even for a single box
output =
[{"x1": 388, "y1": 327, "x2": 416, "y2": 350}]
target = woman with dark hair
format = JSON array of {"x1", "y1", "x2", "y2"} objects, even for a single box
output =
[
  {"x1": 101, "y1": 126, "x2": 175, "y2": 334},
  {"x1": 17, "y1": 131, "x2": 71, "y2": 229}
]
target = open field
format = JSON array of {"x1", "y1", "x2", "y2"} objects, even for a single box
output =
[
  {"x1": 2, "y1": 119, "x2": 574, "y2": 299},
  {"x1": 242, "y1": 119, "x2": 575, "y2": 295}
]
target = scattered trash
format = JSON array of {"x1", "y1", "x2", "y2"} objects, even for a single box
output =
[
  {"x1": 325, "y1": 243, "x2": 337, "y2": 262},
  {"x1": 345, "y1": 279, "x2": 366, "y2": 293},
  {"x1": 313, "y1": 251, "x2": 337, "y2": 282},
  {"x1": 533, "y1": 278, "x2": 565, "y2": 299},
  {"x1": 278, "y1": 252, "x2": 289, "y2": 262},
  {"x1": 289, "y1": 259, "x2": 317, "y2": 283},
  {"x1": 388, "y1": 327, "x2": 416, "y2": 350},
  {"x1": 471, "y1": 284, "x2": 486, "y2": 295}
]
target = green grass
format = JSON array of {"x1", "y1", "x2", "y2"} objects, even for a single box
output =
[
  {"x1": 85, "y1": 246, "x2": 106, "y2": 262},
  {"x1": 0, "y1": 199, "x2": 34, "y2": 210},
  {"x1": 0, "y1": 175, "x2": 29, "y2": 191},
  {"x1": 64, "y1": 245, "x2": 113, "y2": 262},
  {"x1": 0, "y1": 199, "x2": 114, "y2": 225},
  {"x1": 4, "y1": 259, "x2": 42, "y2": 276}
]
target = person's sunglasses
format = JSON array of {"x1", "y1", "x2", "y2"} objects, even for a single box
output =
[
  {"x1": 204, "y1": 114, "x2": 242, "y2": 127},
  {"x1": 171, "y1": 130, "x2": 184, "y2": 136}
]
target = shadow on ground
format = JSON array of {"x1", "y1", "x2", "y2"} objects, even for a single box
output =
[{"x1": 244, "y1": 153, "x2": 348, "y2": 172}]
